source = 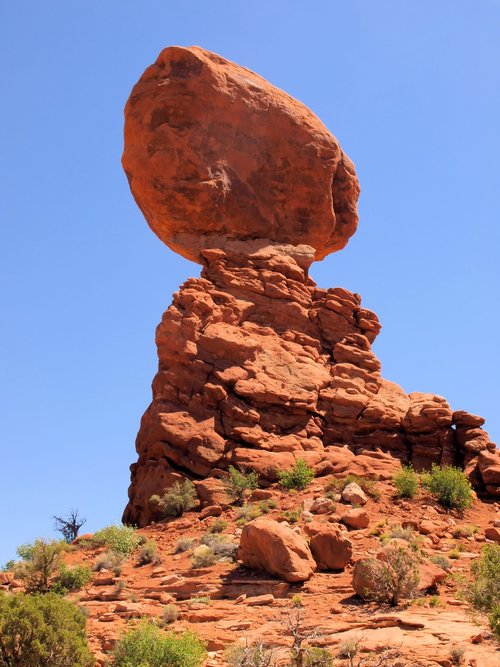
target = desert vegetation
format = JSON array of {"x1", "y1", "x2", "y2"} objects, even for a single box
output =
[
  {"x1": 0, "y1": 592, "x2": 94, "y2": 666},
  {"x1": 110, "y1": 620, "x2": 206, "y2": 667},
  {"x1": 392, "y1": 465, "x2": 419, "y2": 499},
  {"x1": 463, "y1": 543, "x2": 500, "y2": 639},
  {"x1": 223, "y1": 466, "x2": 260, "y2": 504},
  {"x1": 278, "y1": 459, "x2": 315, "y2": 491},
  {"x1": 53, "y1": 509, "x2": 86, "y2": 543},
  {"x1": 421, "y1": 465, "x2": 473, "y2": 510},
  {"x1": 91, "y1": 524, "x2": 143, "y2": 555},
  {"x1": 150, "y1": 481, "x2": 198, "y2": 519}
]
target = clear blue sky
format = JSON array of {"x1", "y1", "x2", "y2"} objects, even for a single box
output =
[{"x1": 1, "y1": 1, "x2": 499, "y2": 563}]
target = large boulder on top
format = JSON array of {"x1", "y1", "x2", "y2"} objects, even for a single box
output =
[
  {"x1": 237, "y1": 518, "x2": 316, "y2": 582},
  {"x1": 122, "y1": 45, "x2": 359, "y2": 264}
]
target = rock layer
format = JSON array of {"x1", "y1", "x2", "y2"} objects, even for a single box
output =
[
  {"x1": 123, "y1": 241, "x2": 498, "y2": 525},
  {"x1": 122, "y1": 46, "x2": 359, "y2": 264}
]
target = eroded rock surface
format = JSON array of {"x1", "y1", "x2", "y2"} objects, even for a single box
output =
[
  {"x1": 237, "y1": 518, "x2": 316, "y2": 582},
  {"x1": 122, "y1": 46, "x2": 498, "y2": 526},
  {"x1": 122, "y1": 46, "x2": 359, "y2": 263},
  {"x1": 123, "y1": 242, "x2": 497, "y2": 525}
]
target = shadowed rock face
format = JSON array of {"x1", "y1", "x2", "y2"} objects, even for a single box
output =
[
  {"x1": 122, "y1": 47, "x2": 499, "y2": 526},
  {"x1": 122, "y1": 46, "x2": 359, "y2": 264}
]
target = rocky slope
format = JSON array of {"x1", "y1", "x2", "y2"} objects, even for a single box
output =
[{"x1": 5, "y1": 477, "x2": 500, "y2": 666}]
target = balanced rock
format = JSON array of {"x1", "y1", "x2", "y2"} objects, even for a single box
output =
[
  {"x1": 237, "y1": 518, "x2": 316, "y2": 582},
  {"x1": 121, "y1": 46, "x2": 498, "y2": 526},
  {"x1": 122, "y1": 46, "x2": 359, "y2": 264}
]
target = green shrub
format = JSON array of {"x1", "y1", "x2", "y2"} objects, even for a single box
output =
[
  {"x1": 327, "y1": 473, "x2": 380, "y2": 499},
  {"x1": 368, "y1": 519, "x2": 388, "y2": 537},
  {"x1": 92, "y1": 524, "x2": 141, "y2": 555},
  {"x1": 111, "y1": 620, "x2": 206, "y2": 667},
  {"x1": 200, "y1": 534, "x2": 238, "y2": 560},
  {"x1": 358, "y1": 547, "x2": 420, "y2": 606},
  {"x1": 337, "y1": 638, "x2": 360, "y2": 661},
  {"x1": 162, "y1": 604, "x2": 180, "y2": 625},
  {"x1": 1, "y1": 560, "x2": 15, "y2": 572},
  {"x1": 188, "y1": 597, "x2": 212, "y2": 607},
  {"x1": 207, "y1": 518, "x2": 228, "y2": 534},
  {"x1": 114, "y1": 580, "x2": 126, "y2": 594},
  {"x1": 137, "y1": 540, "x2": 161, "y2": 566},
  {"x1": 190, "y1": 546, "x2": 217, "y2": 569},
  {"x1": 259, "y1": 499, "x2": 277, "y2": 512},
  {"x1": 223, "y1": 466, "x2": 259, "y2": 504},
  {"x1": 452, "y1": 524, "x2": 479, "y2": 539},
  {"x1": 429, "y1": 554, "x2": 452, "y2": 571},
  {"x1": 380, "y1": 524, "x2": 421, "y2": 552},
  {"x1": 150, "y1": 481, "x2": 197, "y2": 519},
  {"x1": 14, "y1": 539, "x2": 66, "y2": 593},
  {"x1": 380, "y1": 524, "x2": 415, "y2": 542},
  {"x1": 464, "y1": 543, "x2": 500, "y2": 638},
  {"x1": 301, "y1": 647, "x2": 333, "y2": 667},
  {"x1": 449, "y1": 646, "x2": 465, "y2": 665},
  {"x1": 291, "y1": 644, "x2": 333, "y2": 667},
  {"x1": 392, "y1": 465, "x2": 419, "y2": 499},
  {"x1": 53, "y1": 563, "x2": 93, "y2": 594},
  {"x1": 0, "y1": 591, "x2": 94, "y2": 666},
  {"x1": 236, "y1": 503, "x2": 264, "y2": 526},
  {"x1": 92, "y1": 550, "x2": 124, "y2": 575},
  {"x1": 278, "y1": 459, "x2": 315, "y2": 491},
  {"x1": 281, "y1": 509, "x2": 301, "y2": 524},
  {"x1": 421, "y1": 465, "x2": 473, "y2": 510},
  {"x1": 225, "y1": 641, "x2": 277, "y2": 667},
  {"x1": 490, "y1": 604, "x2": 500, "y2": 641},
  {"x1": 175, "y1": 537, "x2": 197, "y2": 554}
]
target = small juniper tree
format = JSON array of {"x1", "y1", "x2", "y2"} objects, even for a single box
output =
[
  {"x1": 14, "y1": 539, "x2": 66, "y2": 593},
  {"x1": 223, "y1": 466, "x2": 259, "y2": 505}
]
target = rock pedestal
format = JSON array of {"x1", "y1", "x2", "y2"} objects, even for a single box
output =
[{"x1": 123, "y1": 240, "x2": 497, "y2": 525}]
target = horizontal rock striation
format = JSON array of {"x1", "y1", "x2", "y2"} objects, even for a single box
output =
[{"x1": 123, "y1": 242, "x2": 498, "y2": 525}]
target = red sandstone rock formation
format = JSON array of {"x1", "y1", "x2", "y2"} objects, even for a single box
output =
[
  {"x1": 304, "y1": 521, "x2": 352, "y2": 571},
  {"x1": 121, "y1": 46, "x2": 499, "y2": 526},
  {"x1": 122, "y1": 46, "x2": 358, "y2": 264}
]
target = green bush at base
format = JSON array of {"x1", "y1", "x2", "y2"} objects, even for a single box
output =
[
  {"x1": 421, "y1": 464, "x2": 473, "y2": 510},
  {"x1": 0, "y1": 592, "x2": 94, "y2": 666},
  {"x1": 111, "y1": 620, "x2": 206, "y2": 667}
]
